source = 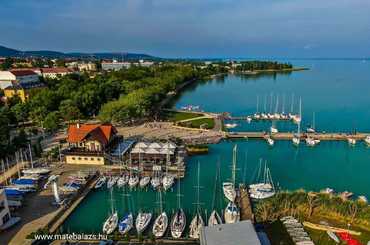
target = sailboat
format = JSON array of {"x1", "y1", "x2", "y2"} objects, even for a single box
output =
[
  {"x1": 117, "y1": 175, "x2": 128, "y2": 188},
  {"x1": 162, "y1": 175, "x2": 175, "y2": 191},
  {"x1": 253, "y1": 95, "x2": 261, "y2": 119},
  {"x1": 266, "y1": 136, "x2": 274, "y2": 146},
  {"x1": 292, "y1": 97, "x2": 301, "y2": 124},
  {"x1": 139, "y1": 176, "x2": 151, "y2": 188},
  {"x1": 102, "y1": 189, "x2": 118, "y2": 234},
  {"x1": 189, "y1": 161, "x2": 204, "y2": 239},
  {"x1": 135, "y1": 212, "x2": 152, "y2": 234},
  {"x1": 306, "y1": 137, "x2": 320, "y2": 146},
  {"x1": 208, "y1": 162, "x2": 222, "y2": 226},
  {"x1": 306, "y1": 112, "x2": 316, "y2": 133},
  {"x1": 128, "y1": 154, "x2": 139, "y2": 188},
  {"x1": 222, "y1": 145, "x2": 237, "y2": 202},
  {"x1": 348, "y1": 137, "x2": 356, "y2": 146},
  {"x1": 151, "y1": 169, "x2": 161, "y2": 190},
  {"x1": 273, "y1": 94, "x2": 281, "y2": 119},
  {"x1": 170, "y1": 179, "x2": 186, "y2": 238},
  {"x1": 249, "y1": 160, "x2": 276, "y2": 199},
  {"x1": 107, "y1": 176, "x2": 117, "y2": 189},
  {"x1": 270, "y1": 123, "x2": 278, "y2": 134},
  {"x1": 95, "y1": 175, "x2": 107, "y2": 189},
  {"x1": 118, "y1": 213, "x2": 133, "y2": 235},
  {"x1": 224, "y1": 202, "x2": 240, "y2": 224},
  {"x1": 152, "y1": 190, "x2": 168, "y2": 238},
  {"x1": 292, "y1": 98, "x2": 302, "y2": 146},
  {"x1": 365, "y1": 136, "x2": 370, "y2": 146}
]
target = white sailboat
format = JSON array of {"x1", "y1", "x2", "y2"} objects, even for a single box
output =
[
  {"x1": 208, "y1": 162, "x2": 222, "y2": 226},
  {"x1": 364, "y1": 136, "x2": 370, "y2": 146},
  {"x1": 95, "y1": 175, "x2": 107, "y2": 189},
  {"x1": 306, "y1": 112, "x2": 316, "y2": 133},
  {"x1": 135, "y1": 212, "x2": 152, "y2": 234},
  {"x1": 139, "y1": 176, "x2": 151, "y2": 188},
  {"x1": 128, "y1": 174, "x2": 139, "y2": 188},
  {"x1": 292, "y1": 98, "x2": 302, "y2": 146},
  {"x1": 151, "y1": 170, "x2": 161, "y2": 190},
  {"x1": 253, "y1": 95, "x2": 261, "y2": 119},
  {"x1": 189, "y1": 161, "x2": 204, "y2": 239},
  {"x1": 270, "y1": 124, "x2": 278, "y2": 134},
  {"x1": 107, "y1": 176, "x2": 117, "y2": 189},
  {"x1": 152, "y1": 190, "x2": 168, "y2": 238},
  {"x1": 292, "y1": 97, "x2": 301, "y2": 124},
  {"x1": 306, "y1": 137, "x2": 320, "y2": 146},
  {"x1": 222, "y1": 145, "x2": 237, "y2": 202},
  {"x1": 118, "y1": 213, "x2": 133, "y2": 235},
  {"x1": 170, "y1": 179, "x2": 186, "y2": 238},
  {"x1": 102, "y1": 189, "x2": 118, "y2": 234},
  {"x1": 117, "y1": 175, "x2": 128, "y2": 188},
  {"x1": 249, "y1": 160, "x2": 276, "y2": 199},
  {"x1": 224, "y1": 202, "x2": 240, "y2": 224},
  {"x1": 348, "y1": 137, "x2": 356, "y2": 146}
]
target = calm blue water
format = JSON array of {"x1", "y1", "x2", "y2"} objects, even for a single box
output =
[{"x1": 62, "y1": 60, "x2": 370, "y2": 234}]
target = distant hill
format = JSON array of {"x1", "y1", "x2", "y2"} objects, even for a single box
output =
[{"x1": 0, "y1": 45, "x2": 157, "y2": 60}]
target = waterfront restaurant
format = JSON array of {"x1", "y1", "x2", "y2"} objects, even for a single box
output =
[
  {"x1": 129, "y1": 141, "x2": 177, "y2": 164},
  {"x1": 64, "y1": 123, "x2": 119, "y2": 165}
]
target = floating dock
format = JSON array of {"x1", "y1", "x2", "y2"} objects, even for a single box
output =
[{"x1": 237, "y1": 184, "x2": 254, "y2": 222}]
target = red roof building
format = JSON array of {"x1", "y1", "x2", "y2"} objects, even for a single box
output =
[{"x1": 67, "y1": 123, "x2": 117, "y2": 148}]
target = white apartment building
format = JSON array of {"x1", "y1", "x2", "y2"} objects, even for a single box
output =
[{"x1": 0, "y1": 70, "x2": 39, "y2": 89}]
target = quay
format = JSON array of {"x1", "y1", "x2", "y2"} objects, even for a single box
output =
[
  {"x1": 226, "y1": 132, "x2": 370, "y2": 141},
  {"x1": 48, "y1": 174, "x2": 99, "y2": 233}
]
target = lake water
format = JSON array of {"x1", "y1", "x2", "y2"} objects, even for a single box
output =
[{"x1": 62, "y1": 59, "x2": 370, "y2": 234}]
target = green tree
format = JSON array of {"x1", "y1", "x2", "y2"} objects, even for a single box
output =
[
  {"x1": 59, "y1": 100, "x2": 82, "y2": 122},
  {"x1": 43, "y1": 112, "x2": 60, "y2": 132}
]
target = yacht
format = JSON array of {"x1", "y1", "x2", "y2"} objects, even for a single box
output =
[
  {"x1": 306, "y1": 112, "x2": 316, "y2": 133},
  {"x1": 152, "y1": 212, "x2": 168, "y2": 238},
  {"x1": 292, "y1": 135, "x2": 300, "y2": 146},
  {"x1": 261, "y1": 113, "x2": 268, "y2": 120},
  {"x1": 170, "y1": 208, "x2": 186, "y2": 238},
  {"x1": 249, "y1": 160, "x2": 276, "y2": 199},
  {"x1": 118, "y1": 213, "x2": 133, "y2": 235},
  {"x1": 208, "y1": 210, "x2": 222, "y2": 226},
  {"x1": 151, "y1": 175, "x2": 161, "y2": 190},
  {"x1": 95, "y1": 176, "x2": 107, "y2": 189},
  {"x1": 246, "y1": 116, "x2": 252, "y2": 123},
  {"x1": 365, "y1": 136, "x2": 370, "y2": 146},
  {"x1": 135, "y1": 212, "x2": 152, "y2": 234},
  {"x1": 102, "y1": 212, "x2": 118, "y2": 234},
  {"x1": 117, "y1": 175, "x2": 128, "y2": 188},
  {"x1": 292, "y1": 115, "x2": 301, "y2": 124},
  {"x1": 306, "y1": 137, "x2": 320, "y2": 146},
  {"x1": 266, "y1": 137, "x2": 274, "y2": 146},
  {"x1": 224, "y1": 202, "x2": 240, "y2": 224},
  {"x1": 128, "y1": 174, "x2": 139, "y2": 188},
  {"x1": 139, "y1": 176, "x2": 151, "y2": 188},
  {"x1": 189, "y1": 213, "x2": 204, "y2": 239},
  {"x1": 222, "y1": 182, "x2": 236, "y2": 202},
  {"x1": 162, "y1": 174, "x2": 175, "y2": 191},
  {"x1": 348, "y1": 138, "x2": 356, "y2": 146},
  {"x1": 22, "y1": 168, "x2": 51, "y2": 175},
  {"x1": 270, "y1": 126, "x2": 278, "y2": 134},
  {"x1": 106, "y1": 176, "x2": 117, "y2": 189},
  {"x1": 225, "y1": 123, "x2": 238, "y2": 129}
]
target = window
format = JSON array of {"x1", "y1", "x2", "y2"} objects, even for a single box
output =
[
  {"x1": 84, "y1": 157, "x2": 88, "y2": 160},
  {"x1": 91, "y1": 158, "x2": 94, "y2": 160},
  {"x1": 72, "y1": 157, "x2": 75, "y2": 160},
  {"x1": 78, "y1": 157, "x2": 81, "y2": 160}
]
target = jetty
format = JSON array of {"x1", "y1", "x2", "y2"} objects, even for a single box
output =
[
  {"x1": 237, "y1": 184, "x2": 254, "y2": 222},
  {"x1": 226, "y1": 132, "x2": 370, "y2": 141}
]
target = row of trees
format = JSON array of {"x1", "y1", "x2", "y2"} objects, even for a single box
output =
[
  {"x1": 255, "y1": 190, "x2": 370, "y2": 229},
  {"x1": 234, "y1": 61, "x2": 293, "y2": 71}
]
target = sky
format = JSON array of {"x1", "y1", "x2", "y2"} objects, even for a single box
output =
[{"x1": 0, "y1": 0, "x2": 370, "y2": 58}]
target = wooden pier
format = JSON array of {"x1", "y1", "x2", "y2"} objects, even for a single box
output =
[
  {"x1": 237, "y1": 185, "x2": 254, "y2": 222},
  {"x1": 226, "y1": 132, "x2": 370, "y2": 141}
]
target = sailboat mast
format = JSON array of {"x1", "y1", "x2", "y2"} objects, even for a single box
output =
[
  {"x1": 264, "y1": 94, "x2": 267, "y2": 112},
  {"x1": 282, "y1": 94, "x2": 285, "y2": 114},
  {"x1": 313, "y1": 112, "x2": 315, "y2": 130},
  {"x1": 256, "y1": 95, "x2": 259, "y2": 113},
  {"x1": 274, "y1": 95, "x2": 279, "y2": 114},
  {"x1": 298, "y1": 98, "x2": 302, "y2": 135},
  {"x1": 232, "y1": 145, "x2": 237, "y2": 186},
  {"x1": 177, "y1": 178, "x2": 181, "y2": 209},
  {"x1": 269, "y1": 93, "x2": 273, "y2": 113},
  {"x1": 290, "y1": 93, "x2": 295, "y2": 113},
  {"x1": 197, "y1": 161, "x2": 200, "y2": 214}
]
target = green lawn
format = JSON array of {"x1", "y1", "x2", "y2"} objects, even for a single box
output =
[
  {"x1": 163, "y1": 111, "x2": 203, "y2": 122},
  {"x1": 178, "y1": 118, "x2": 215, "y2": 129}
]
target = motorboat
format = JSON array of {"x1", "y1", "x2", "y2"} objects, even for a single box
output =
[
  {"x1": 135, "y1": 212, "x2": 152, "y2": 234},
  {"x1": 22, "y1": 168, "x2": 51, "y2": 175},
  {"x1": 189, "y1": 213, "x2": 204, "y2": 239},
  {"x1": 208, "y1": 210, "x2": 222, "y2": 226},
  {"x1": 225, "y1": 123, "x2": 238, "y2": 129},
  {"x1": 270, "y1": 126, "x2": 278, "y2": 134},
  {"x1": 118, "y1": 213, "x2": 133, "y2": 235},
  {"x1": 170, "y1": 209, "x2": 186, "y2": 238},
  {"x1": 162, "y1": 175, "x2": 175, "y2": 191},
  {"x1": 102, "y1": 212, "x2": 118, "y2": 234},
  {"x1": 95, "y1": 176, "x2": 107, "y2": 189},
  {"x1": 152, "y1": 212, "x2": 168, "y2": 238},
  {"x1": 139, "y1": 176, "x2": 151, "y2": 188},
  {"x1": 266, "y1": 137, "x2": 274, "y2": 146},
  {"x1": 348, "y1": 138, "x2": 356, "y2": 146},
  {"x1": 224, "y1": 202, "x2": 240, "y2": 224},
  {"x1": 222, "y1": 182, "x2": 236, "y2": 202}
]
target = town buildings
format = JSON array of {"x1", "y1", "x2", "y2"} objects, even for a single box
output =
[{"x1": 40, "y1": 67, "x2": 74, "y2": 79}]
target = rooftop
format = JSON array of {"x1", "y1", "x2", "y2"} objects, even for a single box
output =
[
  {"x1": 67, "y1": 123, "x2": 117, "y2": 145},
  {"x1": 200, "y1": 220, "x2": 261, "y2": 245}
]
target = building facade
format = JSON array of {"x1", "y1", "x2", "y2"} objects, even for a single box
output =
[
  {"x1": 0, "y1": 70, "x2": 39, "y2": 89},
  {"x1": 64, "y1": 123, "x2": 118, "y2": 165},
  {"x1": 41, "y1": 67, "x2": 74, "y2": 79}
]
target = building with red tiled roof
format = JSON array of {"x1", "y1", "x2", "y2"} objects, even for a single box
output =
[
  {"x1": 0, "y1": 69, "x2": 39, "y2": 89},
  {"x1": 64, "y1": 123, "x2": 118, "y2": 165}
]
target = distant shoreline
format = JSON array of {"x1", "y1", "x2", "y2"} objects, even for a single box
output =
[{"x1": 236, "y1": 67, "x2": 309, "y2": 75}]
